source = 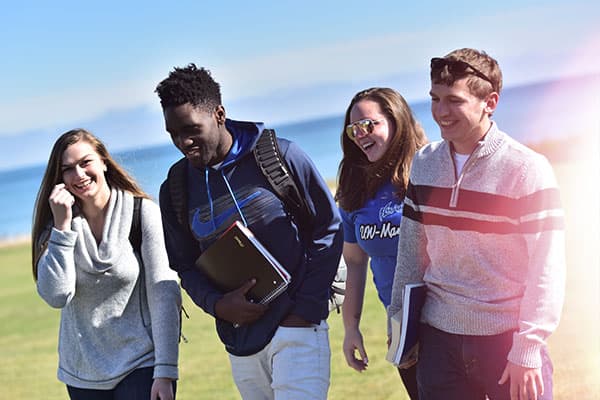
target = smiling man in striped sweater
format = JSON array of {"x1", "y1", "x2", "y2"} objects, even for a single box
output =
[{"x1": 389, "y1": 48, "x2": 565, "y2": 400}]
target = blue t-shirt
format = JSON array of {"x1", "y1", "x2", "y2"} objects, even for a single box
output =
[{"x1": 340, "y1": 182, "x2": 403, "y2": 307}]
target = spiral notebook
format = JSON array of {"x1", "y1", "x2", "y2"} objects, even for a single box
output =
[{"x1": 195, "y1": 220, "x2": 291, "y2": 305}]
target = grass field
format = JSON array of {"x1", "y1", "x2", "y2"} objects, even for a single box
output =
[{"x1": 1, "y1": 160, "x2": 598, "y2": 399}]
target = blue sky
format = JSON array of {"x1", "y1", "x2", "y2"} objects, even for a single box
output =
[{"x1": 0, "y1": 1, "x2": 598, "y2": 168}]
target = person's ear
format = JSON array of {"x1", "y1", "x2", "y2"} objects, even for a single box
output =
[
  {"x1": 215, "y1": 105, "x2": 226, "y2": 124},
  {"x1": 483, "y1": 92, "x2": 499, "y2": 114}
]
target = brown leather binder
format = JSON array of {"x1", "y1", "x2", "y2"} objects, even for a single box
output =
[{"x1": 195, "y1": 220, "x2": 291, "y2": 304}]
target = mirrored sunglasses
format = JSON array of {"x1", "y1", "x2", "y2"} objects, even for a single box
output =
[{"x1": 345, "y1": 118, "x2": 384, "y2": 140}]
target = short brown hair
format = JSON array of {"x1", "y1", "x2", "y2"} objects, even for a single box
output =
[{"x1": 431, "y1": 48, "x2": 502, "y2": 99}]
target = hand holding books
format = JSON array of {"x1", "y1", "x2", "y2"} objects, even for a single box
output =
[
  {"x1": 196, "y1": 221, "x2": 292, "y2": 327},
  {"x1": 214, "y1": 278, "x2": 268, "y2": 327},
  {"x1": 386, "y1": 283, "x2": 426, "y2": 368}
]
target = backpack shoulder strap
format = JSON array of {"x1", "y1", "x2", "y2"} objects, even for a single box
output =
[
  {"x1": 253, "y1": 129, "x2": 314, "y2": 230},
  {"x1": 166, "y1": 132, "x2": 314, "y2": 236},
  {"x1": 167, "y1": 157, "x2": 191, "y2": 235},
  {"x1": 254, "y1": 129, "x2": 344, "y2": 314},
  {"x1": 129, "y1": 196, "x2": 143, "y2": 255},
  {"x1": 129, "y1": 196, "x2": 153, "y2": 325}
]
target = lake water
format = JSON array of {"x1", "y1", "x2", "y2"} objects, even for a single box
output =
[{"x1": 1, "y1": 74, "x2": 597, "y2": 239}]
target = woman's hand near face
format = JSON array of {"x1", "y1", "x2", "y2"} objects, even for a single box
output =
[{"x1": 49, "y1": 183, "x2": 75, "y2": 231}]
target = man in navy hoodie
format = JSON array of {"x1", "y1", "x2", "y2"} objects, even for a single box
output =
[{"x1": 155, "y1": 64, "x2": 343, "y2": 399}]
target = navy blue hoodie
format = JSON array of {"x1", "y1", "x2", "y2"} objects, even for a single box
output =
[{"x1": 159, "y1": 119, "x2": 343, "y2": 356}]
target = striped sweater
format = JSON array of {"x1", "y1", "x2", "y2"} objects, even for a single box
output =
[{"x1": 389, "y1": 123, "x2": 565, "y2": 368}]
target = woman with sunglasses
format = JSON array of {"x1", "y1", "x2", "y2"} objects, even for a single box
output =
[
  {"x1": 32, "y1": 129, "x2": 181, "y2": 400},
  {"x1": 335, "y1": 88, "x2": 427, "y2": 399}
]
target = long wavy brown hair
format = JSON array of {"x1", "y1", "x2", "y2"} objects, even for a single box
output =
[
  {"x1": 31, "y1": 129, "x2": 150, "y2": 280},
  {"x1": 336, "y1": 88, "x2": 427, "y2": 211}
]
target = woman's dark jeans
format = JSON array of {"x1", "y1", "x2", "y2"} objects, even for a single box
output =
[{"x1": 67, "y1": 367, "x2": 177, "y2": 400}]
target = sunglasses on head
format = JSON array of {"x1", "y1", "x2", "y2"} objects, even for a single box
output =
[
  {"x1": 345, "y1": 118, "x2": 384, "y2": 140},
  {"x1": 430, "y1": 57, "x2": 496, "y2": 91}
]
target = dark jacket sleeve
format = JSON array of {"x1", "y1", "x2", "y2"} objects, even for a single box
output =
[
  {"x1": 159, "y1": 180, "x2": 223, "y2": 316},
  {"x1": 282, "y1": 141, "x2": 343, "y2": 322}
]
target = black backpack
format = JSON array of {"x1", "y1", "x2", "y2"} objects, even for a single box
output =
[{"x1": 165, "y1": 129, "x2": 345, "y2": 313}]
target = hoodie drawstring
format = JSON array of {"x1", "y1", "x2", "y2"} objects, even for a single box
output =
[
  {"x1": 221, "y1": 169, "x2": 249, "y2": 227},
  {"x1": 204, "y1": 168, "x2": 217, "y2": 232}
]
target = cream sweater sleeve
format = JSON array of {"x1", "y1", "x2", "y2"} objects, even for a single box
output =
[
  {"x1": 36, "y1": 227, "x2": 78, "y2": 308},
  {"x1": 140, "y1": 199, "x2": 182, "y2": 379},
  {"x1": 508, "y1": 156, "x2": 566, "y2": 368}
]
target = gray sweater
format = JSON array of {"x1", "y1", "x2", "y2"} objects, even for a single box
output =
[
  {"x1": 37, "y1": 189, "x2": 181, "y2": 389},
  {"x1": 389, "y1": 123, "x2": 565, "y2": 368}
]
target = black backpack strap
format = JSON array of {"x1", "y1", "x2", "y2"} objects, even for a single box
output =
[
  {"x1": 129, "y1": 196, "x2": 143, "y2": 255},
  {"x1": 167, "y1": 157, "x2": 192, "y2": 236},
  {"x1": 254, "y1": 129, "x2": 345, "y2": 313},
  {"x1": 167, "y1": 132, "x2": 313, "y2": 235},
  {"x1": 129, "y1": 196, "x2": 153, "y2": 326},
  {"x1": 253, "y1": 129, "x2": 314, "y2": 231}
]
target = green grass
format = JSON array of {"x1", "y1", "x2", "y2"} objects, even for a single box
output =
[
  {"x1": 0, "y1": 242, "x2": 405, "y2": 399},
  {"x1": 1, "y1": 161, "x2": 598, "y2": 399}
]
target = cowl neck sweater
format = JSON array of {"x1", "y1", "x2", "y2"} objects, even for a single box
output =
[
  {"x1": 37, "y1": 189, "x2": 181, "y2": 389},
  {"x1": 72, "y1": 188, "x2": 132, "y2": 273}
]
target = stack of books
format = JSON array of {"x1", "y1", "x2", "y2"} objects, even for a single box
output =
[{"x1": 386, "y1": 283, "x2": 426, "y2": 368}]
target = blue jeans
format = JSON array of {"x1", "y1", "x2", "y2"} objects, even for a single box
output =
[
  {"x1": 417, "y1": 324, "x2": 553, "y2": 400},
  {"x1": 229, "y1": 320, "x2": 330, "y2": 400},
  {"x1": 66, "y1": 367, "x2": 177, "y2": 400}
]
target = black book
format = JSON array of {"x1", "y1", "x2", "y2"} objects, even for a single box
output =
[
  {"x1": 386, "y1": 283, "x2": 427, "y2": 368},
  {"x1": 195, "y1": 220, "x2": 291, "y2": 305}
]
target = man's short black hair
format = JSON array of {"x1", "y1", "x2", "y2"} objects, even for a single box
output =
[{"x1": 155, "y1": 63, "x2": 222, "y2": 110}]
